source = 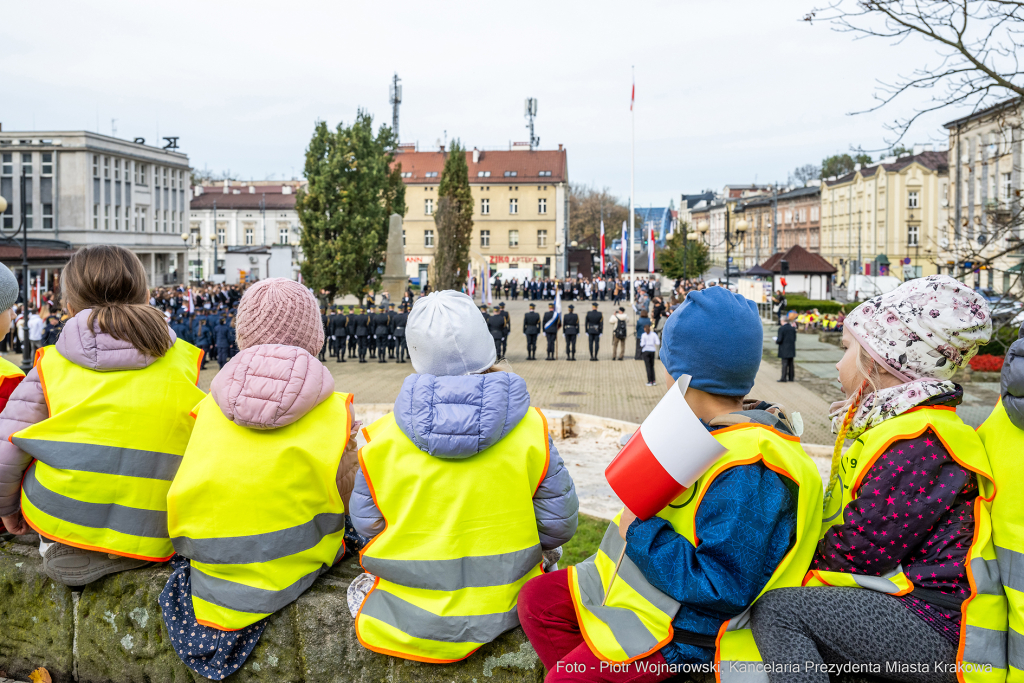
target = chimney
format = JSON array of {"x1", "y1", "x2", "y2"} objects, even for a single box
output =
[
  {"x1": 439, "y1": 145, "x2": 445, "y2": 153},
  {"x1": 222, "y1": 179, "x2": 229, "y2": 194},
  {"x1": 558, "y1": 144, "x2": 563, "y2": 151},
  {"x1": 249, "y1": 185, "x2": 255, "y2": 194},
  {"x1": 473, "y1": 147, "x2": 480, "y2": 164},
  {"x1": 282, "y1": 185, "x2": 292, "y2": 195}
]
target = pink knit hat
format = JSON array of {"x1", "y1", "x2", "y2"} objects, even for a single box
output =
[{"x1": 235, "y1": 278, "x2": 324, "y2": 357}]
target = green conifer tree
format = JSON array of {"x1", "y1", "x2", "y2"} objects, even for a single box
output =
[{"x1": 432, "y1": 140, "x2": 475, "y2": 291}]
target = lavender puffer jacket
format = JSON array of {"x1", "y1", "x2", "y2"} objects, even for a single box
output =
[
  {"x1": 1003, "y1": 322, "x2": 1024, "y2": 429},
  {"x1": 348, "y1": 372, "x2": 579, "y2": 550},
  {"x1": 0, "y1": 310, "x2": 180, "y2": 516}
]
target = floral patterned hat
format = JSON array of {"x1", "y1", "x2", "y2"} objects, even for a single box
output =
[{"x1": 844, "y1": 274, "x2": 992, "y2": 382}]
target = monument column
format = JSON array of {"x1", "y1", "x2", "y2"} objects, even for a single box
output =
[{"x1": 381, "y1": 213, "x2": 408, "y2": 300}]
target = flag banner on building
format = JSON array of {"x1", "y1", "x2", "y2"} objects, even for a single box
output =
[
  {"x1": 544, "y1": 290, "x2": 561, "y2": 332},
  {"x1": 481, "y1": 264, "x2": 492, "y2": 305},
  {"x1": 648, "y1": 225, "x2": 655, "y2": 272},
  {"x1": 600, "y1": 220, "x2": 606, "y2": 275},
  {"x1": 604, "y1": 375, "x2": 728, "y2": 520},
  {"x1": 620, "y1": 221, "x2": 628, "y2": 274}
]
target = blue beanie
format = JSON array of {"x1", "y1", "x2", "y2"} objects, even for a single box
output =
[{"x1": 659, "y1": 287, "x2": 762, "y2": 397}]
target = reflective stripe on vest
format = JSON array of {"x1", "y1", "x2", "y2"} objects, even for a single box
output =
[
  {"x1": 979, "y1": 400, "x2": 1024, "y2": 680},
  {"x1": 808, "y1": 407, "x2": 1008, "y2": 682},
  {"x1": 355, "y1": 407, "x2": 550, "y2": 663},
  {"x1": 17, "y1": 341, "x2": 203, "y2": 561},
  {"x1": 569, "y1": 422, "x2": 823, "y2": 679},
  {"x1": 167, "y1": 391, "x2": 353, "y2": 631}
]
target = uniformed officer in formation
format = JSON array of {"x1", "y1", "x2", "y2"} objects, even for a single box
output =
[
  {"x1": 523, "y1": 304, "x2": 540, "y2": 360},
  {"x1": 387, "y1": 303, "x2": 397, "y2": 359},
  {"x1": 354, "y1": 306, "x2": 370, "y2": 363},
  {"x1": 585, "y1": 302, "x2": 604, "y2": 361},
  {"x1": 319, "y1": 307, "x2": 329, "y2": 362},
  {"x1": 487, "y1": 305, "x2": 505, "y2": 360},
  {"x1": 330, "y1": 306, "x2": 348, "y2": 363},
  {"x1": 499, "y1": 302, "x2": 510, "y2": 357},
  {"x1": 346, "y1": 306, "x2": 358, "y2": 360},
  {"x1": 373, "y1": 304, "x2": 391, "y2": 363},
  {"x1": 393, "y1": 303, "x2": 409, "y2": 363},
  {"x1": 542, "y1": 303, "x2": 559, "y2": 361},
  {"x1": 562, "y1": 305, "x2": 579, "y2": 361}
]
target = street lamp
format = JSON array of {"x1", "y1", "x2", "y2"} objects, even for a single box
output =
[
  {"x1": 180, "y1": 232, "x2": 191, "y2": 284},
  {"x1": 724, "y1": 205, "x2": 747, "y2": 287},
  {"x1": 0, "y1": 168, "x2": 35, "y2": 371}
]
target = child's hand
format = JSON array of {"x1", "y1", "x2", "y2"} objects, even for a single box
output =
[
  {"x1": 1, "y1": 511, "x2": 30, "y2": 536},
  {"x1": 618, "y1": 509, "x2": 637, "y2": 540}
]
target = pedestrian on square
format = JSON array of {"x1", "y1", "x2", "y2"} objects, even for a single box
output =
[
  {"x1": 562, "y1": 304, "x2": 579, "y2": 361},
  {"x1": 776, "y1": 311, "x2": 797, "y2": 382},
  {"x1": 542, "y1": 302, "x2": 560, "y2": 360},
  {"x1": 0, "y1": 245, "x2": 204, "y2": 585},
  {"x1": 585, "y1": 302, "x2": 603, "y2": 361},
  {"x1": 213, "y1": 316, "x2": 232, "y2": 369},
  {"x1": 26, "y1": 308, "x2": 45, "y2": 357},
  {"x1": 634, "y1": 309, "x2": 651, "y2": 360},
  {"x1": 348, "y1": 290, "x2": 578, "y2": 663},
  {"x1": 750, "y1": 275, "x2": 1003, "y2": 682},
  {"x1": 499, "y1": 301, "x2": 510, "y2": 357},
  {"x1": 487, "y1": 305, "x2": 506, "y2": 360},
  {"x1": 163, "y1": 277, "x2": 360, "y2": 680},
  {"x1": 639, "y1": 323, "x2": 659, "y2": 385},
  {"x1": 193, "y1": 318, "x2": 212, "y2": 370},
  {"x1": 392, "y1": 303, "x2": 409, "y2": 363},
  {"x1": 609, "y1": 306, "x2": 629, "y2": 360},
  {"x1": 523, "y1": 303, "x2": 540, "y2": 360}
]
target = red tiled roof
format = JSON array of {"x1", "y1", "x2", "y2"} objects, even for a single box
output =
[
  {"x1": 392, "y1": 149, "x2": 567, "y2": 183},
  {"x1": 0, "y1": 245, "x2": 74, "y2": 262},
  {"x1": 189, "y1": 187, "x2": 297, "y2": 210},
  {"x1": 760, "y1": 244, "x2": 837, "y2": 274}
]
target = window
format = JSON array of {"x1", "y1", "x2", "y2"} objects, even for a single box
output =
[
  {"x1": 1003, "y1": 173, "x2": 1013, "y2": 200},
  {"x1": 104, "y1": 204, "x2": 110, "y2": 230},
  {"x1": 92, "y1": 154, "x2": 99, "y2": 178},
  {"x1": 136, "y1": 163, "x2": 146, "y2": 185},
  {"x1": 93, "y1": 204, "x2": 99, "y2": 230},
  {"x1": 103, "y1": 157, "x2": 109, "y2": 178},
  {"x1": 425, "y1": 172, "x2": 438, "y2": 178},
  {"x1": 134, "y1": 207, "x2": 139, "y2": 231},
  {"x1": 41, "y1": 153, "x2": 52, "y2": 176},
  {"x1": 1, "y1": 154, "x2": 10, "y2": 175},
  {"x1": 425, "y1": 198, "x2": 433, "y2": 215},
  {"x1": 402, "y1": 230, "x2": 406, "y2": 247},
  {"x1": 908, "y1": 191, "x2": 919, "y2": 208},
  {"x1": 424, "y1": 229, "x2": 434, "y2": 247},
  {"x1": 476, "y1": 171, "x2": 491, "y2": 177},
  {"x1": 245, "y1": 227, "x2": 254, "y2": 245},
  {"x1": 509, "y1": 198, "x2": 518, "y2": 214},
  {"x1": 480, "y1": 229, "x2": 490, "y2": 247},
  {"x1": 908, "y1": 224, "x2": 919, "y2": 246},
  {"x1": 140, "y1": 207, "x2": 147, "y2": 232},
  {"x1": 537, "y1": 229, "x2": 547, "y2": 247},
  {"x1": 217, "y1": 225, "x2": 226, "y2": 245},
  {"x1": 481, "y1": 198, "x2": 490, "y2": 214},
  {"x1": 509, "y1": 229, "x2": 519, "y2": 247},
  {"x1": 810, "y1": 206, "x2": 819, "y2": 222},
  {"x1": 538, "y1": 171, "x2": 552, "y2": 177},
  {"x1": 115, "y1": 205, "x2": 121, "y2": 230},
  {"x1": 21, "y1": 153, "x2": 32, "y2": 175},
  {"x1": 24, "y1": 203, "x2": 32, "y2": 229},
  {"x1": 503, "y1": 171, "x2": 518, "y2": 177},
  {"x1": 538, "y1": 198, "x2": 547, "y2": 214},
  {"x1": 279, "y1": 225, "x2": 289, "y2": 244},
  {"x1": 172, "y1": 210, "x2": 177, "y2": 234},
  {"x1": 153, "y1": 166, "x2": 160, "y2": 187},
  {"x1": 784, "y1": 210, "x2": 792, "y2": 223},
  {"x1": 114, "y1": 159, "x2": 120, "y2": 180},
  {"x1": 163, "y1": 168, "x2": 168, "y2": 186},
  {"x1": 401, "y1": 172, "x2": 412, "y2": 178},
  {"x1": 164, "y1": 209, "x2": 169, "y2": 233}
]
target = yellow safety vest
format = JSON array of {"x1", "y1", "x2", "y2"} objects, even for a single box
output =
[
  {"x1": 355, "y1": 407, "x2": 550, "y2": 663},
  {"x1": 0, "y1": 355, "x2": 25, "y2": 382},
  {"x1": 978, "y1": 400, "x2": 1024, "y2": 682},
  {"x1": 807, "y1": 407, "x2": 1007, "y2": 682},
  {"x1": 17, "y1": 341, "x2": 204, "y2": 561},
  {"x1": 568, "y1": 423, "x2": 822, "y2": 682},
  {"x1": 167, "y1": 391, "x2": 354, "y2": 631}
]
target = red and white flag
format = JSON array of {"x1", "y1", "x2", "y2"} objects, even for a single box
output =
[
  {"x1": 648, "y1": 224, "x2": 656, "y2": 272},
  {"x1": 630, "y1": 80, "x2": 635, "y2": 112},
  {"x1": 600, "y1": 220, "x2": 606, "y2": 275},
  {"x1": 605, "y1": 376, "x2": 728, "y2": 520},
  {"x1": 620, "y1": 221, "x2": 627, "y2": 275},
  {"x1": 186, "y1": 288, "x2": 195, "y2": 314}
]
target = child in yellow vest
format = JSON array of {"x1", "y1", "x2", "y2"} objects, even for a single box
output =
[
  {"x1": 0, "y1": 246, "x2": 204, "y2": 584},
  {"x1": 750, "y1": 275, "x2": 1006, "y2": 682},
  {"x1": 162, "y1": 277, "x2": 360, "y2": 680}
]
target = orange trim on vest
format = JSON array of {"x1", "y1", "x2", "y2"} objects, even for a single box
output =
[
  {"x1": 357, "y1": 447, "x2": 388, "y2": 574},
  {"x1": 535, "y1": 408, "x2": 550, "y2": 496},
  {"x1": 713, "y1": 620, "x2": 729, "y2": 683},
  {"x1": 35, "y1": 346, "x2": 51, "y2": 417},
  {"x1": 193, "y1": 348, "x2": 204, "y2": 385},
  {"x1": 710, "y1": 421, "x2": 801, "y2": 443},
  {"x1": 956, "y1": 495, "x2": 988, "y2": 682},
  {"x1": 20, "y1": 510, "x2": 173, "y2": 563}
]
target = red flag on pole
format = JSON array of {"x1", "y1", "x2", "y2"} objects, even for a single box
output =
[
  {"x1": 600, "y1": 220, "x2": 606, "y2": 275},
  {"x1": 630, "y1": 82, "x2": 635, "y2": 111},
  {"x1": 605, "y1": 376, "x2": 727, "y2": 519}
]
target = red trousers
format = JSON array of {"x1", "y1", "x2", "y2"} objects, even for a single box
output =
[{"x1": 517, "y1": 569, "x2": 673, "y2": 683}]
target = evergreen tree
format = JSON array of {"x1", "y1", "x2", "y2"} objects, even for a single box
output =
[
  {"x1": 295, "y1": 111, "x2": 406, "y2": 302},
  {"x1": 433, "y1": 140, "x2": 474, "y2": 291},
  {"x1": 657, "y1": 225, "x2": 710, "y2": 280}
]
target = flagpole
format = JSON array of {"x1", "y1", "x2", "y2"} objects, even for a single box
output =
[{"x1": 629, "y1": 66, "x2": 635, "y2": 327}]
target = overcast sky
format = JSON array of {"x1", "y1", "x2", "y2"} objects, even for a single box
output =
[{"x1": 2, "y1": 0, "x2": 963, "y2": 207}]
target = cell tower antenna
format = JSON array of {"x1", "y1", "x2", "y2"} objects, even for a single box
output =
[
  {"x1": 389, "y1": 73, "x2": 402, "y2": 142},
  {"x1": 524, "y1": 98, "x2": 539, "y2": 150}
]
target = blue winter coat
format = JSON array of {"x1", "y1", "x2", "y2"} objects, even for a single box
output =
[
  {"x1": 213, "y1": 323, "x2": 232, "y2": 348},
  {"x1": 623, "y1": 407, "x2": 797, "y2": 666},
  {"x1": 349, "y1": 372, "x2": 579, "y2": 551}
]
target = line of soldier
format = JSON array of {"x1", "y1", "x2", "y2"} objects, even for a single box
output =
[
  {"x1": 520, "y1": 301, "x2": 605, "y2": 361},
  {"x1": 320, "y1": 303, "x2": 410, "y2": 364}
]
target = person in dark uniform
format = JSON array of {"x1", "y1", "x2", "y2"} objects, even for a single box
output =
[
  {"x1": 523, "y1": 303, "x2": 540, "y2": 360},
  {"x1": 393, "y1": 304, "x2": 409, "y2": 363},
  {"x1": 373, "y1": 304, "x2": 390, "y2": 363},
  {"x1": 585, "y1": 302, "x2": 604, "y2": 361},
  {"x1": 213, "y1": 316, "x2": 232, "y2": 369},
  {"x1": 386, "y1": 303, "x2": 397, "y2": 359},
  {"x1": 354, "y1": 306, "x2": 370, "y2": 362},
  {"x1": 331, "y1": 306, "x2": 348, "y2": 362},
  {"x1": 542, "y1": 303, "x2": 559, "y2": 360},
  {"x1": 487, "y1": 305, "x2": 505, "y2": 360},
  {"x1": 562, "y1": 304, "x2": 579, "y2": 361},
  {"x1": 319, "y1": 307, "x2": 329, "y2": 361},
  {"x1": 346, "y1": 306, "x2": 358, "y2": 359},
  {"x1": 499, "y1": 302, "x2": 510, "y2": 357},
  {"x1": 480, "y1": 304, "x2": 489, "y2": 321}
]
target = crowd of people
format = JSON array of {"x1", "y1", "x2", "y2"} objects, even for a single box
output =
[{"x1": 0, "y1": 247, "x2": 1022, "y2": 683}]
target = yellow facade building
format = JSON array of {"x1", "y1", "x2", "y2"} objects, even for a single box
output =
[{"x1": 394, "y1": 145, "x2": 568, "y2": 284}]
